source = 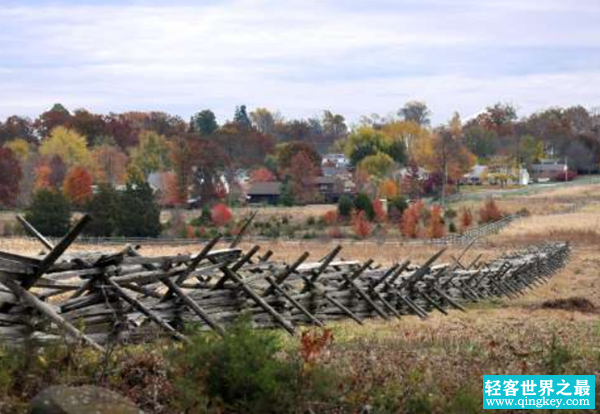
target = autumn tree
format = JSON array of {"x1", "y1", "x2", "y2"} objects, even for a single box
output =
[
  {"x1": 426, "y1": 205, "x2": 446, "y2": 239},
  {"x1": 3, "y1": 139, "x2": 32, "y2": 164},
  {"x1": 288, "y1": 152, "x2": 319, "y2": 204},
  {"x1": 211, "y1": 203, "x2": 233, "y2": 226},
  {"x1": 63, "y1": 166, "x2": 93, "y2": 207},
  {"x1": 399, "y1": 101, "x2": 431, "y2": 126},
  {"x1": 0, "y1": 116, "x2": 36, "y2": 144},
  {"x1": 352, "y1": 211, "x2": 372, "y2": 239},
  {"x1": 130, "y1": 130, "x2": 170, "y2": 178},
  {"x1": 359, "y1": 152, "x2": 394, "y2": 179},
  {"x1": 40, "y1": 126, "x2": 91, "y2": 168},
  {"x1": 92, "y1": 145, "x2": 128, "y2": 185},
  {"x1": 459, "y1": 207, "x2": 474, "y2": 232},
  {"x1": 379, "y1": 179, "x2": 399, "y2": 199},
  {"x1": 275, "y1": 141, "x2": 321, "y2": 175},
  {"x1": 34, "y1": 103, "x2": 72, "y2": 138},
  {"x1": 169, "y1": 136, "x2": 196, "y2": 205},
  {"x1": 25, "y1": 189, "x2": 71, "y2": 236},
  {"x1": 0, "y1": 148, "x2": 22, "y2": 207},
  {"x1": 250, "y1": 167, "x2": 277, "y2": 183},
  {"x1": 345, "y1": 127, "x2": 406, "y2": 167},
  {"x1": 250, "y1": 108, "x2": 281, "y2": 135},
  {"x1": 190, "y1": 109, "x2": 218, "y2": 136},
  {"x1": 479, "y1": 198, "x2": 503, "y2": 223},
  {"x1": 412, "y1": 114, "x2": 476, "y2": 203},
  {"x1": 70, "y1": 109, "x2": 107, "y2": 145}
]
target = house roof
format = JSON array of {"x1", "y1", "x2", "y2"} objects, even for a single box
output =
[{"x1": 247, "y1": 181, "x2": 282, "y2": 196}]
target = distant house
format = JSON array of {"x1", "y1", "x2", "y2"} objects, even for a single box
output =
[
  {"x1": 530, "y1": 160, "x2": 567, "y2": 182},
  {"x1": 246, "y1": 182, "x2": 281, "y2": 204},
  {"x1": 246, "y1": 177, "x2": 345, "y2": 205},
  {"x1": 322, "y1": 153, "x2": 349, "y2": 168},
  {"x1": 463, "y1": 165, "x2": 488, "y2": 185}
]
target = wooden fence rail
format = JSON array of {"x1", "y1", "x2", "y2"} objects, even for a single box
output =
[{"x1": 0, "y1": 216, "x2": 569, "y2": 349}]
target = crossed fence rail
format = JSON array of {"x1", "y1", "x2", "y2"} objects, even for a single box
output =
[{"x1": 0, "y1": 214, "x2": 569, "y2": 351}]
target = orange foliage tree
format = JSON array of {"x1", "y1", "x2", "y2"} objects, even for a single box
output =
[
  {"x1": 479, "y1": 197, "x2": 503, "y2": 223},
  {"x1": 459, "y1": 207, "x2": 474, "y2": 232},
  {"x1": 62, "y1": 166, "x2": 93, "y2": 206},
  {"x1": 352, "y1": 210, "x2": 371, "y2": 239},
  {"x1": 250, "y1": 167, "x2": 276, "y2": 183},
  {"x1": 400, "y1": 201, "x2": 426, "y2": 238},
  {"x1": 323, "y1": 210, "x2": 338, "y2": 225},
  {"x1": 378, "y1": 179, "x2": 399, "y2": 199},
  {"x1": 211, "y1": 203, "x2": 233, "y2": 226},
  {"x1": 426, "y1": 205, "x2": 446, "y2": 239}
]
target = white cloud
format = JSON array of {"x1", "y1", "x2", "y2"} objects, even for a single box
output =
[{"x1": 0, "y1": 0, "x2": 599, "y2": 123}]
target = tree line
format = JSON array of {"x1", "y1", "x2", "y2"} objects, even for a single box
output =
[{"x1": 0, "y1": 101, "x2": 598, "y2": 233}]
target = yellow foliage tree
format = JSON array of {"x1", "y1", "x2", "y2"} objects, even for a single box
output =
[
  {"x1": 4, "y1": 138, "x2": 32, "y2": 163},
  {"x1": 382, "y1": 121, "x2": 429, "y2": 155},
  {"x1": 39, "y1": 126, "x2": 90, "y2": 168}
]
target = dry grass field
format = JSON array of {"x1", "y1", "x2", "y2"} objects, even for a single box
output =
[{"x1": 1, "y1": 181, "x2": 600, "y2": 412}]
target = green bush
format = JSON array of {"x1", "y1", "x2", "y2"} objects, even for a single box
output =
[
  {"x1": 25, "y1": 189, "x2": 71, "y2": 237},
  {"x1": 337, "y1": 195, "x2": 353, "y2": 219},
  {"x1": 170, "y1": 319, "x2": 337, "y2": 414},
  {"x1": 354, "y1": 193, "x2": 375, "y2": 221},
  {"x1": 388, "y1": 196, "x2": 408, "y2": 219}
]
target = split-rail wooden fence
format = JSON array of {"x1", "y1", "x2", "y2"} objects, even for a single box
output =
[{"x1": 0, "y1": 215, "x2": 570, "y2": 351}]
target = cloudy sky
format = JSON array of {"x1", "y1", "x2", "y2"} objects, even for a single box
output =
[{"x1": 1, "y1": 0, "x2": 599, "y2": 125}]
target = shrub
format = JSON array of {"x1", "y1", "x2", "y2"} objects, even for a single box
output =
[
  {"x1": 388, "y1": 196, "x2": 408, "y2": 220},
  {"x1": 352, "y1": 210, "x2": 372, "y2": 239},
  {"x1": 354, "y1": 193, "x2": 375, "y2": 221},
  {"x1": 426, "y1": 205, "x2": 446, "y2": 239},
  {"x1": 444, "y1": 207, "x2": 457, "y2": 220},
  {"x1": 479, "y1": 197, "x2": 503, "y2": 224},
  {"x1": 400, "y1": 203, "x2": 420, "y2": 238},
  {"x1": 323, "y1": 210, "x2": 338, "y2": 226},
  {"x1": 372, "y1": 199, "x2": 387, "y2": 223},
  {"x1": 459, "y1": 207, "x2": 474, "y2": 232},
  {"x1": 448, "y1": 222, "x2": 457, "y2": 233},
  {"x1": 306, "y1": 215, "x2": 316, "y2": 226},
  {"x1": 337, "y1": 195, "x2": 353, "y2": 219},
  {"x1": 25, "y1": 189, "x2": 71, "y2": 237},
  {"x1": 170, "y1": 319, "x2": 338, "y2": 414},
  {"x1": 211, "y1": 203, "x2": 232, "y2": 227}
]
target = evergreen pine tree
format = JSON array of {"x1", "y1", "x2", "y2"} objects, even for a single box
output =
[
  {"x1": 83, "y1": 184, "x2": 120, "y2": 237},
  {"x1": 116, "y1": 179, "x2": 162, "y2": 237},
  {"x1": 25, "y1": 189, "x2": 71, "y2": 237}
]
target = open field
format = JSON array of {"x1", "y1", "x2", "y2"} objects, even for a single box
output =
[{"x1": 1, "y1": 180, "x2": 600, "y2": 412}]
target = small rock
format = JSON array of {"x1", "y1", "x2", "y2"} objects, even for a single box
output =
[{"x1": 29, "y1": 385, "x2": 144, "y2": 414}]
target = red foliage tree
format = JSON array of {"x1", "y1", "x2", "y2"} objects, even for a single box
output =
[
  {"x1": 372, "y1": 199, "x2": 387, "y2": 223},
  {"x1": 352, "y1": 210, "x2": 372, "y2": 239},
  {"x1": 211, "y1": 203, "x2": 233, "y2": 226},
  {"x1": 0, "y1": 148, "x2": 22, "y2": 207},
  {"x1": 426, "y1": 205, "x2": 446, "y2": 239},
  {"x1": 62, "y1": 166, "x2": 93, "y2": 206}
]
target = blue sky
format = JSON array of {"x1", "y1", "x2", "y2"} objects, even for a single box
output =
[{"x1": 1, "y1": 0, "x2": 599, "y2": 125}]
